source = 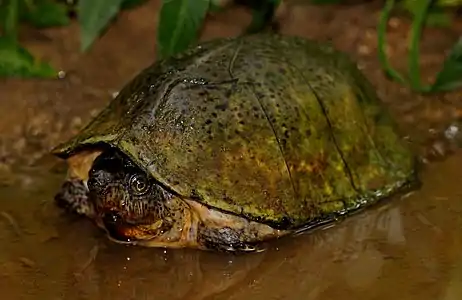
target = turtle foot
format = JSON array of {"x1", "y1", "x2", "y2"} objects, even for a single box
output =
[
  {"x1": 54, "y1": 178, "x2": 95, "y2": 218},
  {"x1": 198, "y1": 227, "x2": 266, "y2": 253}
]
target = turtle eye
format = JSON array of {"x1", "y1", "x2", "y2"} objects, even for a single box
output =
[{"x1": 128, "y1": 173, "x2": 150, "y2": 196}]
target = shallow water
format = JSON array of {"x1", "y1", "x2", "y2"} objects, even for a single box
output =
[{"x1": 0, "y1": 150, "x2": 461, "y2": 300}]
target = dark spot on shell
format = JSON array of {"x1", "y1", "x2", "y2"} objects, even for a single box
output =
[
  {"x1": 190, "y1": 189, "x2": 201, "y2": 200},
  {"x1": 215, "y1": 103, "x2": 228, "y2": 111},
  {"x1": 205, "y1": 119, "x2": 212, "y2": 125},
  {"x1": 239, "y1": 120, "x2": 245, "y2": 125},
  {"x1": 211, "y1": 112, "x2": 217, "y2": 118},
  {"x1": 237, "y1": 112, "x2": 243, "y2": 118}
]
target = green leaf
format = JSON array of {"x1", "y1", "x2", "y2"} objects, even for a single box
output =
[
  {"x1": 157, "y1": 0, "x2": 209, "y2": 59},
  {"x1": 1, "y1": 0, "x2": 19, "y2": 41},
  {"x1": 23, "y1": 0, "x2": 70, "y2": 28},
  {"x1": 435, "y1": 0, "x2": 462, "y2": 6},
  {"x1": 208, "y1": 0, "x2": 226, "y2": 12},
  {"x1": 246, "y1": 0, "x2": 281, "y2": 34},
  {"x1": 310, "y1": 0, "x2": 343, "y2": 4},
  {"x1": 401, "y1": 0, "x2": 453, "y2": 28},
  {"x1": 431, "y1": 37, "x2": 462, "y2": 92},
  {"x1": 0, "y1": 37, "x2": 57, "y2": 78},
  {"x1": 425, "y1": 10, "x2": 453, "y2": 28},
  {"x1": 121, "y1": 0, "x2": 148, "y2": 10},
  {"x1": 78, "y1": 0, "x2": 125, "y2": 52}
]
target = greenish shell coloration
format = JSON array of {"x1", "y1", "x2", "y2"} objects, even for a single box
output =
[{"x1": 53, "y1": 34, "x2": 417, "y2": 230}]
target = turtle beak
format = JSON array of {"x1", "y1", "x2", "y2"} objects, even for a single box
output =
[
  {"x1": 98, "y1": 211, "x2": 165, "y2": 243},
  {"x1": 101, "y1": 211, "x2": 132, "y2": 242}
]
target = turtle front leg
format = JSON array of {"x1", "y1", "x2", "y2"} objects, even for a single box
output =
[
  {"x1": 186, "y1": 200, "x2": 288, "y2": 253},
  {"x1": 54, "y1": 178, "x2": 96, "y2": 218},
  {"x1": 197, "y1": 226, "x2": 265, "y2": 253}
]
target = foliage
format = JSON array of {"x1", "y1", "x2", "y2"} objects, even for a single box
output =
[
  {"x1": 378, "y1": 0, "x2": 462, "y2": 92},
  {"x1": 0, "y1": 0, "x2": 71, "y2": 77},
  {"x1": 0, "y1": 35, "x2": 55, "y2": 77},
  {"x1": 0, "y1": 0, "x2": 145, "y2": 77},
  {"x1": 157, "y1": 0, "x2": 209, "y2": 59},
  {"x1": 0, "y1": 0, "x2": 460, "y2": 94}
]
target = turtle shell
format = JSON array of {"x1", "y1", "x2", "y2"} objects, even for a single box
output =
[{"x1": 52, "y1": 34, "x2": 417, "y2": 230}]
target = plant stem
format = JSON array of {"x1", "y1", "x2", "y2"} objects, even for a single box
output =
[
  {"x1": 3, "y1": 0, "x2": 19, "y2": 42},
  {"x1": 408, "y1": 0, "x2": 433, "y2": 92},
  {"x1": 377, "y1": 0, "x2": 406, "y2": 84}
]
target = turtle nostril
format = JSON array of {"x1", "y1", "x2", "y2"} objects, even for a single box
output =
[
  {"x1": 102, "y1": 211, "x2": 121, "y2": 226},
  {"x1": 102, "y1": 212, "x2": 131, "y2": 242}
]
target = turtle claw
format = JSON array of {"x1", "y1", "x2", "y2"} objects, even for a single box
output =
[
  {"x1": 211, "y1": 242, "x2": 266, "y2": 254},
  {"x1": 198, "y1": 226, "x2": 266, "y2": 253}
]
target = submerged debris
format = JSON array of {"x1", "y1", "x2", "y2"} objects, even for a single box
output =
[
  {"x1": 0, "y1": 211, "x2": 21, "y2": 236},
  {"x1": 18, "y1": 257, "x2": 36, "y2": 268},
  {"x1": 74, "y1": 244, "x2": 99, "y2": 277}
]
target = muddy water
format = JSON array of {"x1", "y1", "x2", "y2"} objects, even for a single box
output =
[{"x1": 0, "y1": 150, "x2": 461, "y2": 300}]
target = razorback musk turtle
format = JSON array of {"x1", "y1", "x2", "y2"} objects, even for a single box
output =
[{"x1": 53, "y1": 34, "x2": 417, "y2": 252}]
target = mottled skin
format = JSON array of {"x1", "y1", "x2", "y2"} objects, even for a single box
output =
[{"x1": 53, "y1": 34, "x2": 417, "y2": 252}]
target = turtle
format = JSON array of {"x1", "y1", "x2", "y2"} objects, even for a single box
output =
[{"x1": 52, "y1": 33, "x2": 419, "y2": 253}]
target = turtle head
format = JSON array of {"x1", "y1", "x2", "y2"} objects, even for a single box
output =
[{"x1": 86, "y1": 148, "x2": 194, "y2": 246}]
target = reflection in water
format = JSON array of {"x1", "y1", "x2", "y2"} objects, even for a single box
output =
[{"x1": 0, "y1": 152, "x2": 462, "y2": 300}]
